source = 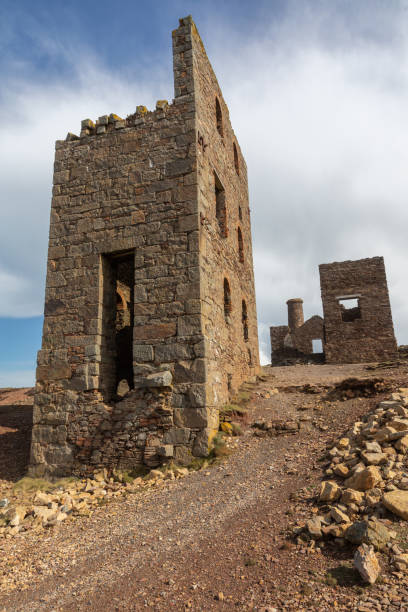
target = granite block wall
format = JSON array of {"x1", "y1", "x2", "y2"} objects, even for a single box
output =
[
  {"x1": 319, "y1": 256, "x2": 398, "y2": 364},
  {"x1": 29, "y1": 16, "x2": 260, "y2": 478}
]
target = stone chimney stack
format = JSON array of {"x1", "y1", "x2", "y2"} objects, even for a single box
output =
[{"x1": 287, "y1": 298, "x2": 304, "y2": 331}]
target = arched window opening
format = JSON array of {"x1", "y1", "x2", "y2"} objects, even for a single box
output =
[
  {"x1": 242, "y1": 299, "x2": 249, "y2": 341},
  {"x1": 233, "y1": 142, "x2": 239, "y2": 175},
  {"x1": 216, "y1": 97, "x2": 223, "y2": 138},
  {"x1": 214, "y1": 171, "x2": 227, "y2": 237},
  {"x1": 237, "y1": 226, "x2": 244, "y2": 263},
  {"x1": 224, "y1": 278, "x2": 231, "y2": 322}
]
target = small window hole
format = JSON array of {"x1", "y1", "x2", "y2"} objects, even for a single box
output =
[
  {"x1": 237, "y1": 227, "x2": 244, "y2": 263},
  {"x1": 312, "y1": 339, "x2": 323, "y2": 354},
  {"x1": 339, "y1": 297, "x2": 362, "y2": 322},
  {"x1": 224, "y1": 278, "x2": 231, "y2": 321},
  {"x1": 214, "y1": 171, "x2": 227, "y2": 237},
  {"x1": 242, "y1": 299, "x2": 249, "y2": 341},
  {"x1": 216, "y1": 97, "x2": 223, "y2": 138},
  {"x1": 233, "y1": 143, "x2": 239, "y2": 174}
]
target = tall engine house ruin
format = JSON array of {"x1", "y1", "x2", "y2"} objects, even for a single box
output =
[{"x1": 30, "y1": 16, "x2": 260, "y2": 478}]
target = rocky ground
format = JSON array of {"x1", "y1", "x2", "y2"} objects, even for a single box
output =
[{"x1": 0, "y1": 363, "x2": 408, "y2": 611}]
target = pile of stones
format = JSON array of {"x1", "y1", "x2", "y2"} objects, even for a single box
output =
[
  {"x1": 299, "y1": 388, "x2": 408, "y2": 583},
  {"x1": 252, "y1": 417, "x2": 311, "y2": 436},
  {"x1": 0, "y1": 466, "x2": 190, "y2": 538}
]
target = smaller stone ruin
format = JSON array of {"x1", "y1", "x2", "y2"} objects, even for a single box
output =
[
  {"x1": 270, "y1": 256, "x2": 398, "y2": 366},
  {"x1": 270, "y1": 298, "x2": 324, "y2": 365}
]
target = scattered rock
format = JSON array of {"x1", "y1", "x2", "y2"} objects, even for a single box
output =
[
  {"x1": 383, "y1": 490, "x2": 408, "y2": 520},
  {"x1": 395, "y1": 435, "x2": 408, "y2": 453},
  {"x1": 354, "y1": 544, "x2": 380, "y2": 584},
  {"x1": 33, "y1": 491, "x2": 52, "y2": 506},
  {"x1": 393, "y1": 553, "x2": 408, "y2": 571},
  {"x1": 345, "y1": 520, "x2": 391, "y2": 550},
  {"x1": 341, "y1": 489, "x2": 364, "y2": 506},
  {"x1": 146, "y1": 469, "x2": 165, "y2": 481},
  {"x1": 344, "y1": 466, "x2": 382, "y2": 492},
  {"x1": 116, "y1": 379, "x2": 130, "y2": 397},
  {"x1": 319, "y1": 481, "x2": 341, "y2": 502},
  {"x1": 333, "y1": 463, "x2": 349, "y2": 477},
  {"x1": 5, "y1": 506, "x2": 26, "y2": 527},
  {"x1": 306, "y1": 516, "x2": 323, "y2": 538},
  {"x1": 330, "y1": 507, "x2": 349, "y2": 523}
]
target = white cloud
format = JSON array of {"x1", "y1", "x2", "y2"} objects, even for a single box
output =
[
  {"x1": 1, "y1": 2, "x2": 408, "y2": 376},
  {"x1": 0, "y1": 55, "x2": 172, "y2": 319},
  {"x1": 207, "y1": 4, "x2": 408, "y2": 359}
]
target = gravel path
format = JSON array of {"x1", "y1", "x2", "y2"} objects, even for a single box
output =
[{"x1": 1, "y1": 364, "x2": 407, "y2": 611}]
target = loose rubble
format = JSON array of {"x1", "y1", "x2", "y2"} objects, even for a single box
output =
[
  {"x1": 298, "y1": 387, "x2": 408, "y2": 581},
  {"x1": 0, "y1": 465, "x2": 195, "y2": 538},
  {"x1": 354, "y1": 543, "x2": 380, "y2": 584}
]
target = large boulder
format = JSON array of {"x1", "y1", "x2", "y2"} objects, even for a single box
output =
[
  {"x1": 341, "y1": 488, "x2": 364, "y2": 506},
  {"x1": 345, "y1": 519, "x2": 391, "y2": 550},
  {"x1": 395, "y1": 435, "x2": 408, "y2": 454},
  {"x1": 354, "y1": 544, "x2": 380, "y2": 584},
  {"x1": 383, "y1": 490, "x2": 408, "y2": 520},
  {"x1": 344, "y1": 466, "x2": 382, "y2": 491},
  {"x1": 319, "y1": 480, "x2": 341, "y2": 502}
]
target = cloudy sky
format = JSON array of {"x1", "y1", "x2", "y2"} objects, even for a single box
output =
[{"x1": 1, "y1": 0, "x2": 407, "y2": 386}]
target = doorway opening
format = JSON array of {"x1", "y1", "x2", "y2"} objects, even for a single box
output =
[{"x1": 101, "y1": 251, "x2": 134, "y2": 399}]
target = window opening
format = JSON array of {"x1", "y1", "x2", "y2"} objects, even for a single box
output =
[
  {"x1": 248, "y1": 348, "x2": 252, "y2": 365},
  {"x1": 227, "y1": 373, "x2": 232, "y2": 393},
  {"x1": 214, "y1": 171, "x2": 227, "y2": 237},
  {"x1": 312, "y1": 339, "x2": 323, "y2": 354},
  {"x1": 237, "y1": 227, "x2": 244, "y2": 263},
  {"x1": 338, "y1": 297, "x2": 362, "y2": 322},
  {"x1": 242, "y1": 299, "x2": 249, "y2": 341},
  {"x1": 238, "y1": 206, "x2": 242, "y2": 221},
  {"x1": 224, "y1": 278, "x2": 231, "y2": 322},
  {"x1": 101, "y1": 252, "x2": 134, "y2": 399},
  {"x1": 233, "y1": 142, "x2": 239, "y2": 174},
  {"x1": 216, "y1": 97, "x2": 223, "y2": 138}
]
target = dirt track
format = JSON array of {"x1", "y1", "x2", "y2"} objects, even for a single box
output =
[{"x1": 1, "y1": 364, "x2": 408, "y2": 611}]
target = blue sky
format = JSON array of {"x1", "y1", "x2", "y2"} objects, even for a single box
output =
[{"x1": 1, "y1": 0, "x2": 408, "y2": 386}]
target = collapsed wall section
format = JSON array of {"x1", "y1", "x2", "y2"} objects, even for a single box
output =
[{"x1": 319, "y1": 256, "x2": 398, "y2": 364}]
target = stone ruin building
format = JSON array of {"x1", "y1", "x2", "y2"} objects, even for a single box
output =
[
  {"x1": 270, "y1": 256, "x2": 398, "y2": 366},
  {"x1": 29, "y1": 16, "x2": 260, "y2": 478},
  {"x1": 270, "y1": 299, "x2": 324, "y2": 365},
  {"x1": 320, "y1": 256, "x2": 398, "y2": 364}
]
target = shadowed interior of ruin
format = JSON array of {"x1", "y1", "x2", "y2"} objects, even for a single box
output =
[
  {"x1": 339, "y1": 297, "x2": 362, "y2": 322},
  {"x1": 101, "y1": 252, "x2": 134, "y2": 399}
]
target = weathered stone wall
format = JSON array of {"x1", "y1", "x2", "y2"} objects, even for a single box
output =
[
  {"x1": 190, "y1": 19, "x2": 260, "y2": 408},
  {"x1": 30, "y1": 16, "x2": 259, "y2": 478},
  {"x1": 291, "y1": 315, "x2": 324, "y2": 355},
  {"x1": 270, "y1": 300, "x2": 323, "y2": 365},
  {"x1": 319, "y1": 256, "x2": 398, "y2": 364},
  {"x1": 270, "y1": 325, "x2": 290, "y2": 364}
]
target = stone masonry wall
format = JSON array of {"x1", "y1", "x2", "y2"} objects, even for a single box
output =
[
  {"x1": 270, "y1": 325, "x2": 290, "y2": 364},
  {"x1": 30, "y1": 16, "x2": 259, "y2": 478},
  {"x1": 190, "y1": 19, "x2": 260, "y2": 409},
  {"x1": 270, "y1": 297, "x2": 323, "y2": 365},
  {"x1": 319, "y1": 256, "x2": 398, "y2": 364}
]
